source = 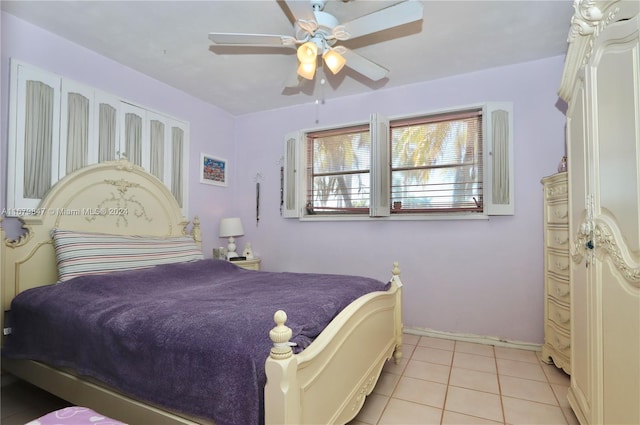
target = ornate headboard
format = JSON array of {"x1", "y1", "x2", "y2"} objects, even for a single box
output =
[{"x1": 1, "y1": 159, "x2": 201, "y2": 314}]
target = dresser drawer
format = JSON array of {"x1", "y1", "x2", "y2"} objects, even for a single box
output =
[
  {"x1": 548, "y1": 299, "x2": 570, "y2": 330},
  {"x1": 547, "y1": 250, "x2": 570, "y2": 277},
  {"x1": 546, "y1": 325, "x2": 571, "y2": 358},
  {"x1": 546, "y1": 202, "x2": 569, "y2": 224},
  {"x1": 546, "y1": 275, "x2": 570, "y2": 303},
  {"x1": 231, "y1": 258, "x2": 261, "y2": 270},
  {"x1": 546, "y1": 226, "x2": 569, "y2": 250},
  {"x1": 545, "y1": 177, "x2": 568, "y2": 201}
]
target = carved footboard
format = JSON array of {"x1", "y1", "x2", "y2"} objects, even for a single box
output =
[{"x1": 264, "y1": 262, "x2": 403, "y2": 425}]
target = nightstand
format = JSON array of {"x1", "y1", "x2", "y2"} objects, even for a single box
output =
[{"x1": 230, "y1": 258, "x2": 261, "y2": 271}]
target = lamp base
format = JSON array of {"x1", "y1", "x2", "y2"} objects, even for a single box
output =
[{"x1": 226, "y1": 236, "x2": 238, "y2": 260}]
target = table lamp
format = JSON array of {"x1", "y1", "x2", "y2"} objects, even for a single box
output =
[{"x1": 219, "y1": 217, "x2": 244, "y2": 259}]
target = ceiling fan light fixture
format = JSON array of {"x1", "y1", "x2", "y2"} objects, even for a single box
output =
[
  {"x1": 297, "y1": 41, "x2": 318, "y2": 64},
  {"x1": 323, "y1": 48, "x2": 346, "y2": 74},
  {"x1": 297, "y1": 61, "x2": 316, "y2": 80}
]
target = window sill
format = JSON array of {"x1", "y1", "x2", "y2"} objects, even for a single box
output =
[{"x1": 297, "y1": 213, "x2": 490, "y2": 222}]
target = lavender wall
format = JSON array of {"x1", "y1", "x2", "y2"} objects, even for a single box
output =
[
  {"x1": 232, "y1": 56, "x2": 567, "y2": 344},
  {"x1": 1, "y1": 11, "x2": 568, "y2": 344},
  {"x1": 1, "y1": 12, "x2": 236, "y2": 256}
]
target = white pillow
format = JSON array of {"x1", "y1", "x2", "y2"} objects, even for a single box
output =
[{"x1": 52, "y1": 229, "x2": 204, "y2": 282}]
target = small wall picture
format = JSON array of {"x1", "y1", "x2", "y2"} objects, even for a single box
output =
[{"x1": 200, "y1": 153, "x2": 228, "y2": 187}]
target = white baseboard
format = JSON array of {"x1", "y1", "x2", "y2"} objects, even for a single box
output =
[{"x1": 404, "y1": 326, "x2": 542, "y2": 352}]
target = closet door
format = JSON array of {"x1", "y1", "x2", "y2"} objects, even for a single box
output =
[
  {"x1": 94, "y1": 91, "x2": 121, "y2": 162},
  {"x1": 146, "y1": 111, "x2": 189, "y2": 214},
  {"x1": 119, "y1": 102, "x2": 149, "y2": 169},
  {"x1": 6, "y1": 61, "x2": 61, "y2": 212},
  {"x1": 59, "y1": 80, "x2": 95, "y2": 177},
  {"x1": 588, "y1": 12, "x2": 640, "y2": 425},
  {"x1": 147, "y1": 111, "x2": 168, "y2": 183},
  {"x1": 168, "y1": 120, "x2": 189, "y2": 212},
  {"x1": 566, "y1": 72, "x2": 592, "y2": 425}
]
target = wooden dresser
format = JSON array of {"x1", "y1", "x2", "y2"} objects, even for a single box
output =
[{"x1": 540, "y1": 172, "x2": 570, "y2": 374}]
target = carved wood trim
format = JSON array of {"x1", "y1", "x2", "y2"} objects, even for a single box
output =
[{"x1": 592, "y1": 221, "x2": 640, "y2": 286}]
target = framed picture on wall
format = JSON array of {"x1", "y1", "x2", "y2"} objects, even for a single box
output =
[{"x1": 200, "y1": 153, "x2": 228, "y2": 187}]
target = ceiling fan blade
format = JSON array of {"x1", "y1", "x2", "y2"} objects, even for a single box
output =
[
  {"x1": 208, "y1": 33, "x2": 297, "y2": 47},
  {"x1": 336, "y1": 46, "x2": 389, "y2": 81},
  {"x1": 284, "y1": 0, "x2": 316, "y2": 24},
  {"x1": 336, "y1": 0, "x2": 423, "y2": 40}
]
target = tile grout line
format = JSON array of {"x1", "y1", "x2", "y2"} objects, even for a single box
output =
[
  {"x1": 494, "y1": 345, "x2": 508, "y2": 425},
  {"x1": 542, "y1": 362, "x2": 573, "y2": 425},
  {"x1": 438, "y1": 339, "x2": 456, "y2": 424},
  {"x1": 375, "y1": 340, "x2": 417, "y2": 425}
]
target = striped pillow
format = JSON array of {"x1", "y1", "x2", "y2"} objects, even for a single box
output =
[{"x1": 52, "y1": 229, "x2": 204, "y2": 282}]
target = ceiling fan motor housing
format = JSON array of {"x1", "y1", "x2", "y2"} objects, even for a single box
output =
[
  {"x1": 294, "y1": 0, "x2": 340, "y2": 49},
  {"x1": 313, "y1": 11, "x2": 339, "y2": 39},
  {"x1": 310, "y1": 0, "x2": 326, "y2": 11}
]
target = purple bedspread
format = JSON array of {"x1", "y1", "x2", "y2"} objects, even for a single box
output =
[{"x1": 2, "y1": 259, "x2": 390, "y2": 425}]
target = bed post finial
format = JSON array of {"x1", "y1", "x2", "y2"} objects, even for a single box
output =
[
  {"x1": 392, "y1": 261, "x2": 400, "y2": 277},
  {"x1": 191, "y1": 216, "x2": 202, "y2": 243},
  {"x1": 269, "y1": 310, "x2": 293, "y2": 360},
  {"x1": 391, "y1": 261, "x2": 402, "y2": 287}
]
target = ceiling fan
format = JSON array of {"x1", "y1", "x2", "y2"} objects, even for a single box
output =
[{"x1": 207, "y1": 0, "x2": 424, "y2": 85}]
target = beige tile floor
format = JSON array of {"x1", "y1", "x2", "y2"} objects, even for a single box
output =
[
  {"x1": 351, "y1": 334, "x2": 580, "y2": 425},
  {"x1": 1, "y1": 334, "x2": 579, "y2": 425}
]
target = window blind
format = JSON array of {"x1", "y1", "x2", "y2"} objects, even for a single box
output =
[
  {"x1": 390, "y1": 110, "x2": 483, "y2": 213},
  {"x1": 306, "y1": 125, "x2": 370, "y2": 214}
]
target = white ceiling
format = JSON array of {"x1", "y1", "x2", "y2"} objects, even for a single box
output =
[{"x1": 1, "y1": 1, "x2": 574, "y2": 116}]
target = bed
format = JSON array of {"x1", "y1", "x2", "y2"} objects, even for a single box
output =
[{"x1": 0, "y1": 158, "x2": 404, "y2": 425}]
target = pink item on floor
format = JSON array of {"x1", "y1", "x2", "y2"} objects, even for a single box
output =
[{"x1": 27, "y1": 406, "x2": 126, "y2": 425}]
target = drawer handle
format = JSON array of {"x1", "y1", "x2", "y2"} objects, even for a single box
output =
[
  {"x1": 555, "y1": 286, "x2": 569, "y2": 297},
  {"x1": 554, "y1": 210, "x2": 568, "y2": 219},
  {"x1": 554, "y1": 236, "x2": 568, "y2": 245},
  {"x1": 554, "y1": 310, "x2": 570, "y2": 324},
  {"x1": 554, "y1": 336, "x2": 570, "y2": 350}
]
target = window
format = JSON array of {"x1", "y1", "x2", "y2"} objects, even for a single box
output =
[
  {"x1": 305, "y1": 124, "x2": 371, "y2": 214},
  {"x1": 282, "y1": 103, "x2": 513, "y2": 219},
  {"x1": 390, "y1": 109, "x2": 483, "y2": 214}
]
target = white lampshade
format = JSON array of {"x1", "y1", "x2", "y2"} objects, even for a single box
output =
[
  {"x1": 219, "y1": 217, "x2": 244, "y2": 237},
  {"x1": 323, "y1": 48, "x2": 346, "y2": 74},
  {"x1": 297, "y1": 61, "x2": 316, "y2": 80},
  {"x1": 219, "y1": 217, "x2": 244, "y2": 259},
  {"x1": 296, "y1": 41, "x2": 318, "y2": 64}
]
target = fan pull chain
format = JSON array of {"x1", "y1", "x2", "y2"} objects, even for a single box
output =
[{"x1": 315, "y1": 67, "x2": 327, "y2": 124}]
